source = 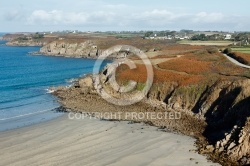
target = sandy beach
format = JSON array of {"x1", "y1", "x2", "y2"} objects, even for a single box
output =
[{"x1": 0, "y1": 114, "x2": 220, "y2": 166}]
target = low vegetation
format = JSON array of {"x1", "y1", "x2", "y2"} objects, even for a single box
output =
[
  {"x1": 224, "y1": 47, "x2": 250, "y2": 65},
  {"x1": 232, "y1": 47, "x2": 250, "y2": 54},
  {"x1": 116, "y1": 45, "x2": 250, "y2": 88},
  {"x1": 158, "y1": 57, "x2": 212, "y2": 74},
  {"x1": 177, "y1": 40, "x2": 233, "y2": 46}
]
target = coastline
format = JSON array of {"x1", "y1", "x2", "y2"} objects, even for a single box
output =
[
  {"x1": 2, "y1": 39, "x2": 250, "y2": 165},
  {"x1": 0, "y1": 107, "x2": 65, "y2": 132},
  {"x1": 52, "y1": 78, "x2": 223, "y2": 165},
  {"x1": 29, "y1": 51, "x2": 117, "y2": 61},
  {"x1": 0, "y1": 113, "x2": 220, "y2": 166},
  {"x1": 0, "y1": 42, "x2": 109, "y2": 132},
  {"x1": 52, "y1": 66, "x2": 250, "y2": 166}
]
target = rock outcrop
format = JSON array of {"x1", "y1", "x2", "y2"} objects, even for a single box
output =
[
  {"x1": 54, "y1": 63, "x2": 250, "y2": 165},
  {"x1": 213, "y1": 122, "x2": 250, "y2": 165},
  {"x1": 6, "y1": 40, "x2": 47, "y2": 46},
  {"x1": 146, "y1": 79, "x2": 250, "y2": 165},
  {"x1": 2, "y1": 34, "x2": 25, "y2": 41},
  {"x1": 39, "y1": 40, "x2": 99, "y2": 58},
  {"x1": 38, "y1": 40, "x2": 138, "y2": 59}
]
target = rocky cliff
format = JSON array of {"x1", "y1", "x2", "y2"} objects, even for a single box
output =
[
  {"x1": 39, "y1": 40, "x2": 99, "y2": 58},
  {"x1": 147, "y1": 79, "x2": 250, "y2": 165},
  {"x1": 2, "y1": 34, "x2": 25, "y2": 41},
  {"x1": 115, "y1": 64, "x2": 250, "y2": 165},
  {"x1": 38, "y1": 40, "x2": 135, "y2": 59},
  {"x1": 6, "y1": 40, "x2": 47, "y2": 46},
  {"x1": 54, "y1": 63, "x2": 250, "y2": 165}
]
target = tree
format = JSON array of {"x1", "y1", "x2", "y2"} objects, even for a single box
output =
[
  {"x1": 191, "y1": 34, "x2": 207, "y2": 41},
  {"x1": 144, "y1": 31, "x2": 153, "y2": 37},
  {"x1": 223, "y1": 48, "x2": 232, "y2": 54},
  {"x1": 32, "y1": 33, "x2": 44, "y2": 39}
]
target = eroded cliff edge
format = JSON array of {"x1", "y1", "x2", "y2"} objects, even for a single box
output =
[
  {"x1": 37, "y1": 39, "x2": 142, "y2": 59},
  {"x1": 34, "y1": 39, "x2": 250, "y2": 165},
  {"x1": 53, "y1": 51, "x2": 250, "y2": 166},
  {"x1": 39, "y1": 40, "x2": 100, "y2": 58}
]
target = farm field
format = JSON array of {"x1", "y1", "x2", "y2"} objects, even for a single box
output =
[
  {"x1": 232, "y1": 47, "x2": 250, "y2": 53},
  {"x1": 178, "y1": 40, "x2": 233, "y2": 46}
]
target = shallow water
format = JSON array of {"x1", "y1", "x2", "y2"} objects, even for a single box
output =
[{"x1": 0, "y1": 39, "x2": 109, "y2": 131}]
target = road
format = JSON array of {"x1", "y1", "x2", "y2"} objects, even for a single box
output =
[{"x1": 223, "y1": 54, "x2": 250, "y2": 69}]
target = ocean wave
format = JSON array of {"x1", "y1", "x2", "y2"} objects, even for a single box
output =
[
  {"x1": 0, "y1": 79, "x2": 61, "y2": 90},
  {"x1": 0, "y1": 93, "x2": 47, "y2": 105},
  {"x1": 0, "y1": 107, "x2": 61, "y2": 121},
  {"x1": 0, "y1": 99, "x2": 54, "y2": 110},
  {"x1": 79, "y1": 74, "x2": 86, "y2": 77},
  {"x1": 46, "y1": 88, "x2": 56, "y2": 94},
  {"x1": 66, "y1": 78, "x2": 78, "y2": 83}
]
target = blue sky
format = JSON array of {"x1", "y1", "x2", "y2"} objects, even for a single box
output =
[{"x1": 0, "y1": 0, "x2": 249, "y2": 32}]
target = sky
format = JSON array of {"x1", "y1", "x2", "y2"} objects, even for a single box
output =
[{"x1": 0, "y1": 0, "x2": 249, "y2": 32}]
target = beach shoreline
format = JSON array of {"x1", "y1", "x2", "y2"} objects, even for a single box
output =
[
  {"x1": 0, "y1": 113, "x2": 220, "y2": 166},
  {"x1": 2, "y1": 37, "x2": 248, "y2": 165},
  {"x1": 51, "y1": 67, "x2": 250, "y2": 165}
]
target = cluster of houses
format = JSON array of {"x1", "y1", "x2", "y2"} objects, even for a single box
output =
[
  {"x1": 145, "y1": 34, "x2": 190, "y2": 40},
  {"x1": 145, "y1": 32, "x2": 233, "y2": 40}
]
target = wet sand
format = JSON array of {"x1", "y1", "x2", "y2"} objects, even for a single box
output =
[{"x1": 0, "y1": 114, "x2": 220, "y2": 166}]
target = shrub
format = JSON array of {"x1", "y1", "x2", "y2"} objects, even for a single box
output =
[
  {"x1": 207, "y1": 47, "x2": 218, "y2": 54},
  {"x1": 227, "y1": 52, "x2": 249, "y2": 65},
  {"x1": 223, "y1": 48, "x2": 232, "y2": 54}
]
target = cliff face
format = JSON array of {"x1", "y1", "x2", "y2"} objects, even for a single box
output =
[
  {"x1": 39, "y1": 40, "x2": 136, "y2": 59},
  {"x1": 54, "y1": 68, "x2": 250, "y2": 165},
  {"x1": 2, "y1": 34, "x2": 25, "y2": 41},
  {"x1": 39, "y1": 40, "x2": 99, "y2": 58},
  {"x1": 55, "y1": 69, "x2": 250, "y2": 165},
  {"x1": 151, "y1": 80, "x2": 250, "y2": 165},
  {"x1": 46, "y1": 41, "x2": 250, "y2": 165},
  {"x1": 93, "y1": 66, "x2": 250, "y2": 165},
  {"x1": 6, "y1": 40, "x2": 47, "y2": 46},
  {"x1": 3, "y1": 34, "x2": 49, "y2": 46}
]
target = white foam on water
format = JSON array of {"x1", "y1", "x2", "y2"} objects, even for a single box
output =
[{"x1": 0, "y1": 108, "x2": 56, "y2": 121}]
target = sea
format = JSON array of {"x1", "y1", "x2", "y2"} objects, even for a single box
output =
[{"x1": 0, "y1": 33, "x2": 110, "y2": 131}]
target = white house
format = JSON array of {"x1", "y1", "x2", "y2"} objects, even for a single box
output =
[{"x1": 225, "y1": 34, "x2": 232, "y2": 40}]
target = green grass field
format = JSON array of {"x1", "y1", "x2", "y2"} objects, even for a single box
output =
[
  {"x1": 232, "y1": 47, "x2": 250, "y2": 54},
  {"x1": 177, "y1": 40, "x2": 233, "y2": 46}
]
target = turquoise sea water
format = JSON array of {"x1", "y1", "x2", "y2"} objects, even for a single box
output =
[{"x1": 0, "y1": 37, "x2": 109, "y2": 131}]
